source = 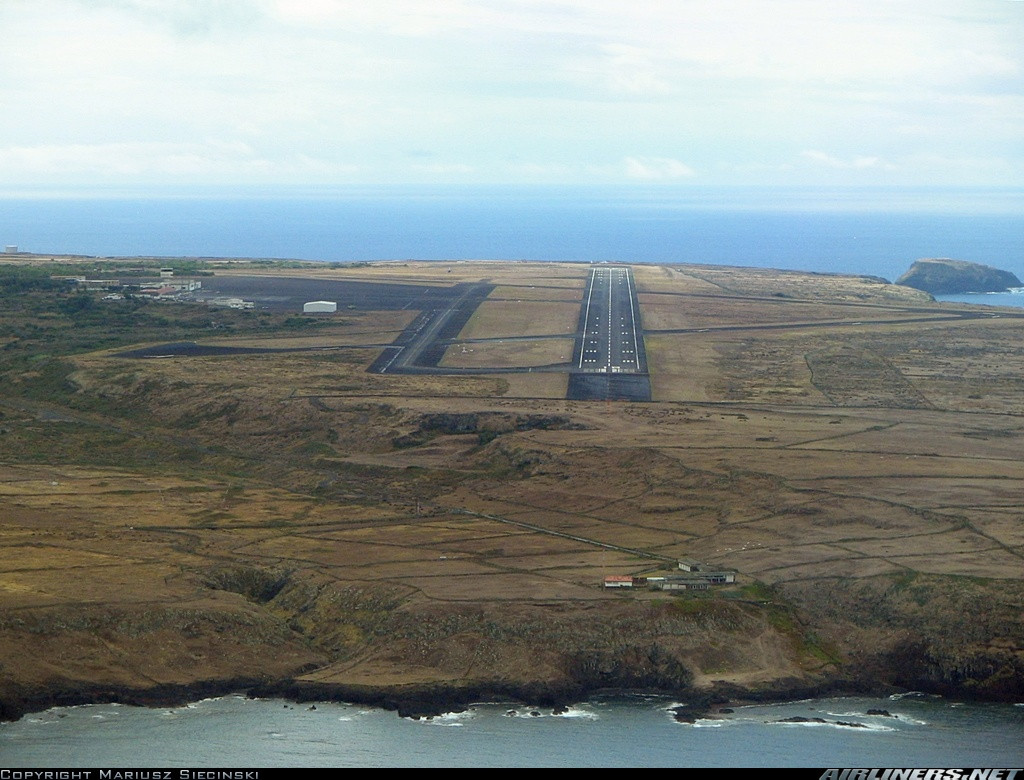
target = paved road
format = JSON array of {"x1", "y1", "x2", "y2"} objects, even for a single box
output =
[{"x1": 575, "y1": 266, "x2": 645, "y2": 374}]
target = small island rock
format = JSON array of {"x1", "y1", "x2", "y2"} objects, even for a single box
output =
[{"x1": 895, "y1": 258, "x2": 1021, "y2": 295}]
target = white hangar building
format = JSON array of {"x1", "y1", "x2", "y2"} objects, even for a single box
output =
[{"x1": 303, "y1": 300, "x2": 338, "y2": 313}]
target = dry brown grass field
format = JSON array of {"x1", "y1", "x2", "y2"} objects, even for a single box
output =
[
  {"x1": 440, "y1": 339, "x2": 574, "y2": 369},
  {"x1": 1, "y1": 258, "x2": 1023, "y2": 712}
]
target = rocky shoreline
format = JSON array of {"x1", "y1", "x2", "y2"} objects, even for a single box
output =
[
  {"x1": 3, "y1": 579, "x2": 1022, "y2": 724},
  {"x1": 0, "y1": 671, "x2": 917, "y2": 724}
]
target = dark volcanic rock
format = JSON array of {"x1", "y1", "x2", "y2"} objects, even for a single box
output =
[
  {"x1": 669, "y1": 705, "x2": 698, "y2": 723},
  {"x1": 777, "y1": 715, "x2": 828, "y2": 723},
  {"x1": 895, "y1": 258, "x2": 1021, "y2": 295}
]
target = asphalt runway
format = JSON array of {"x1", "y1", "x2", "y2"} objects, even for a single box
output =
[
  {"x1": 573, "y1": 266, "x2": 646, "y2": 373},
  {"x1": 568, "y1": 266, "x2": 651, "y2": 401},
  {"x1": 123, "y1": 271, "x2": 653, "y2": 400},
  {"x1": 566, "y1": 372, "x2": 652, "y2": 402}
]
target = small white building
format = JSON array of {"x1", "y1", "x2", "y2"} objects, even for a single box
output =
[
  {"x1": 303, "y1": 300, "x2": 338, "y2": 313},
  {"x1": 4, "y1": 245, "x2": 18, "y2": 254}
]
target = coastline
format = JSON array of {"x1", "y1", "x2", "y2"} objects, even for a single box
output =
[
  {"x1": 6, "y1": 687, "x2": 1022, "y2": 768},
  {"x1": 0, "y1": 670, "x2": 936, "y2": 724}
]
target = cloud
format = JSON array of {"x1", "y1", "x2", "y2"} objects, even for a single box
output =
[
  {"x1": 0, "y1": 141, "x2": 355, "y2": 182},
  {"x1": 801, "y1": 150, "x2": 890, "y2": 170},
  {"x1": 0, "y1": 0, "x2": 1021, "y2": 187},
  {"x1": 84, "y1": 0, "x2": 263, "y2": 34},
  {"x1": 597, "y1": 44, "x2": 676, "y2": 96},
  {"x1": 267, "y1": 0, "x2": 500, "y2": 37},
  {"x1": 624, "y1": 157, "x2": 696, "y2": 180},
  {"x1": 410, "y1": 162, "x2": 476, "y2": 175}
]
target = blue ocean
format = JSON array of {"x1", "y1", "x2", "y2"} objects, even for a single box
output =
[
  {"x1": 2, "y1": 186, "x2": 1022, "y2": 287},
  {"x1": 1, "y1": 694, "x2": 1022, "y2": 768}
]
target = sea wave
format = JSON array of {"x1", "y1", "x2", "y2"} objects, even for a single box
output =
[
  {"x1": 889, "y1": 691, "x2": 936, "y2": 701},
  {"x1": 500, "y1": 705, "x2": 598, "y2": 720},
  {"x1": 827, "y1": 709, "x2": 925, "y2": 726},
  {"x1": 413, "y1": 709, "x2": 473, "y2": 726},
  {"x1": 554, "y1": 706, "x2": 599, "y2": 720}
]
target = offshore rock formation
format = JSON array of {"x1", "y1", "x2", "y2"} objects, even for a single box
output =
[{"x1": 896, "y1": 258, "x2": 1021, "y2": 295}]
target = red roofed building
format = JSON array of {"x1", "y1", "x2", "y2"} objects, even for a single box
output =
[{"x1": 603, "y1": 575, "x2": 635, "y2": 588}]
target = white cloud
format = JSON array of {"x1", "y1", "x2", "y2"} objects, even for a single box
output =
[
  {"x1": 598, "y1": 44, "x2": 676, "y2": 96},
  {"x1": 503, "y1": 161, "x2": 576, "y2": 179},
  {"x1": 801, "y1": 150, "x2": 889, "y2": 170},
  {"x1": 411, "y1": 162, "x2": 476, "y2": 175},
  {"x1": 0, "y1": 141, "x2": 355, "y2": 182},
  {"x1": 624, "y1": 157, "x2": 696, "y2": 180},
  {"x1": 267, "y1": 0, "x2": 503, "y2": 36},
  {"x1": 0, "y1": 0, "x2": 1020, "y2": 187},
  {"x1": 85, "y1": 0, "x2": 264, "y2": 34}
]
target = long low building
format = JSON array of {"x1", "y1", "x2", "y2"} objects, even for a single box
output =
[{"x1": 651, "y1": 579, "x2": 709, "y2": 591}]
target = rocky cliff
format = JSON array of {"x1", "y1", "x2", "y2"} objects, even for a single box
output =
[
  {"x1": 0, "y1": 576, "x2": 857, "y2": 722},
  {"x1": 895, "y1": 258, "x2": 1021, "y2": 295}
]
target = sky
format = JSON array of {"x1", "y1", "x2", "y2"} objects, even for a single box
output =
[{"x1": 0, "y1": 0, "x2": 1022, "y2": 190}]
